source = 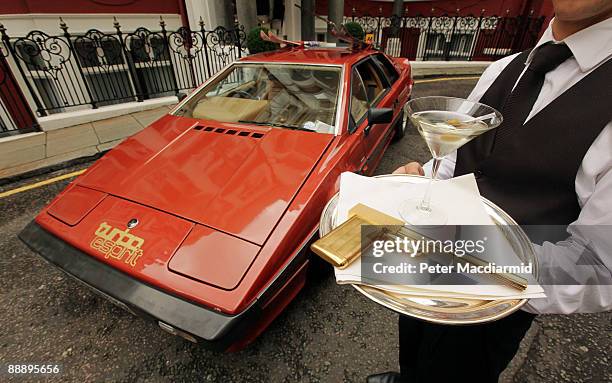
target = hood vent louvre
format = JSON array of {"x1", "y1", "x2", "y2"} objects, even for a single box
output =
[{"x1": 194, "y1": 126, "x2": 265, "y2": 139}]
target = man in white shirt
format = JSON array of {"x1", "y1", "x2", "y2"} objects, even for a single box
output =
[{"x1": 368, "y1": 1, "x2": 612, "y2": 382}]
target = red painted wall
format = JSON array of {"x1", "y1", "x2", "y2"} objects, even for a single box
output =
[
  {"x1": 0, "y1": 0, "x2": 181, "y2": 15},
  {"x1": 316, "y1": 0, "x2": 554, "y2": 18},
  {"x1": 0, "y1": 56, "x2": 37, "y2": 132}
]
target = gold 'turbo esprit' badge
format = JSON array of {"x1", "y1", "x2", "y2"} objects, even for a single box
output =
[{"x1": 89, "y1": 222, "x2": 144, "y2": 267}]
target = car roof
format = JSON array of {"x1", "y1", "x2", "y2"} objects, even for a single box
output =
[{"x1": 239, "y1": 47, "x2": 376, "y2": 66}]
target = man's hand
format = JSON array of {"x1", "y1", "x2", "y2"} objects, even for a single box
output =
[{"x1": 392, "y1": 162, "x2": 424, "y2": 176}]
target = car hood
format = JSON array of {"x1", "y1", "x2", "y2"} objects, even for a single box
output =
[{"x1": 77, "y1": 117, "x2": 334, "y2": 245}]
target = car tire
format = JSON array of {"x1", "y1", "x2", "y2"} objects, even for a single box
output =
[
  {"x1": 308, "y1": 250, "x2": 332, "y2": 280},
  {"x1": 392, "y1": 109, "x2": 407, "y2": 142}
]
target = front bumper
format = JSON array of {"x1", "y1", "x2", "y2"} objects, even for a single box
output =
[{"x1": 18, "y1": 220, "x2": 262, "y2": 351}]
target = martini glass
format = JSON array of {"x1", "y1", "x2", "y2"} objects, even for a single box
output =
[{"x1": 399, "y1": 96, "x2": 503, "y2": 225}]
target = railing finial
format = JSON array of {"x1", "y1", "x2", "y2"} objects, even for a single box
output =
[
  {"x1": 0, "y1": 22, "x2": 5, "y2": 35},
  {"x1": 159, "y1": 15, "x2": 166, "y2": 28},
  {"x1": 59, "y1": 17, "x2": 68, "y2": 32},
  {"x1": 198, "y1": 16, "x2": 205, "y2": 28},
  {"x1": 113, "y1": 16, "x2": 121, "y2": 30}
]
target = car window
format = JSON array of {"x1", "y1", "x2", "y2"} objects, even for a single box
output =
[
  {"x1": 350, "y1": 69, "x2": 369, "y2": 125},
  {"x1": 355, "y1": 59, "x2": 386, "y2": 104},
  {"x1": 373, "y1": 54, "x2": 399, "y2": 85},
  {"x1": 174, "y1": 63, "x2": 341, "y2": 134}
]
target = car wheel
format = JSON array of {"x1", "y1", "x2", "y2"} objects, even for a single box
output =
[
  {"x1": 392, "y1": 109, "x2": 407, "y2": 142},
  {"x1": 308, "y1": 250, "x2": 332, "y2": 280}
]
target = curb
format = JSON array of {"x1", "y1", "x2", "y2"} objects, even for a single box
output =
[
  {"x1": 411, "y1": 61, "x2": 491, "y2": 78},
  {"x1": 0, "y1": 152, "x2": 104, "y2": 187}
]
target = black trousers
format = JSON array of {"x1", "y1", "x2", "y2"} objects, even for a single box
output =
[{"x1": 399, "y1": 310, "x2": 535, "y2": 382}]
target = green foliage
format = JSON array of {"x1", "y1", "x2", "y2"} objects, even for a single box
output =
[
  {"x1": 246, "y1": 27, "x2": 279, "y2": 54},
  {"x1": 343, "y1": 22, "x2": 365, "y2": 41}
]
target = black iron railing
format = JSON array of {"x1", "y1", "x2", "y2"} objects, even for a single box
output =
[
  {"x1": 345, "y1": 9, "x2": 545, "y2": 61},
  {"x1": 0, "y1": 17, "x2": 246, "y2": 121}
]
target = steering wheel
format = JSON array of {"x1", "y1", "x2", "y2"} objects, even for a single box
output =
[{"x1": 231, "y1": 90, "x2": 254, "y2": 99}]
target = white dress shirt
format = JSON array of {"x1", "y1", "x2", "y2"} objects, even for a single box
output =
[{"x1": 423, "y1": 17, "x2": 612, "y2": 314}]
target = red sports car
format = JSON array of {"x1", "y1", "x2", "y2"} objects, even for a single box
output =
[{"x1": 19, "y1": 46, "x2": 413, "y2": 351}]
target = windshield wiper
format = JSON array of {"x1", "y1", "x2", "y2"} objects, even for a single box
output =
[{"x1": 238, "y1": 120, "x2": 313, "y2": 132}]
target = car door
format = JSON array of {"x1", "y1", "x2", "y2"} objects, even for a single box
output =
[{"x1": 350, "y1": 56, "x2": 396, "y2": 174}]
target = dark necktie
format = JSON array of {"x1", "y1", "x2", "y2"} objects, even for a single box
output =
[{"x1": 494, "y1": 42, "x2": 574, "y2": 146}]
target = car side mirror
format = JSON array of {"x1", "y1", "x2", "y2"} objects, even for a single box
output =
[
  {"x1": 177, "y1": 92, "x2": 188, "y2": 102},
  {"x1": 365, "y1": 107, "x2": 393, "y2": 136}
]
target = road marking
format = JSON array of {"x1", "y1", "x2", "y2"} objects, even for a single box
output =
[
  {"x1": 0, "y1": 169, "x2": 86, "y2": 199},
  {"x1": 0, "y1": 76, "x2": 482, "y2": 199},
  {"x1": 414, "y1": 76, "x2": 481, "y2": 84}
]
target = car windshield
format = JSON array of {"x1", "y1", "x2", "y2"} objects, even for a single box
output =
[{"x1": 174, "y1": 63, "x2": 342, "y2": 134}]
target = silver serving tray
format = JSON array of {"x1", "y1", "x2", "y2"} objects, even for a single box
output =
[{"x1": 319, "y1": 174, "x2": 538, "y2": 325}]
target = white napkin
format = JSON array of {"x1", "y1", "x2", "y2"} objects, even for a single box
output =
[{"x1": 334, "y1": 172, "x2": 546, "y2": 300}]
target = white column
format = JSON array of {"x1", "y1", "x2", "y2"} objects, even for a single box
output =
[
  {"x1": 183, "y1": 0, "x2": 233, "y2": 30},
  {"x1": 282, "y1": 0, "x2": 302, "y2": 40},
  {"x1": 183, "y1": 0, "x2": 214, "y2": 30}
]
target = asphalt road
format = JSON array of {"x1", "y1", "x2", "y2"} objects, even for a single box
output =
[{"x1": 1, "y1": 78, "x2": 610, "y2": 383}]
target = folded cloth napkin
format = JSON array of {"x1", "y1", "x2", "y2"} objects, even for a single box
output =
[{"x1": 334, "y1": 172, "x2": 546, "y2": 300}]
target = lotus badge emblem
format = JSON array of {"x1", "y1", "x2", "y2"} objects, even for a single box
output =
[{"x1": 127, "y1": 218, "x2": 139, "y2": 229}]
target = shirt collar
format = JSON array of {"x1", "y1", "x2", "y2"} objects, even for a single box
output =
[{"x1": 526, "y1": 16, "x2": 612, "y2": 73}]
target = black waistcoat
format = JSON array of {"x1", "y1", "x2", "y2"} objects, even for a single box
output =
[{"x1": 454, "y1": 51, "x2": 612, "y2": 225}]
